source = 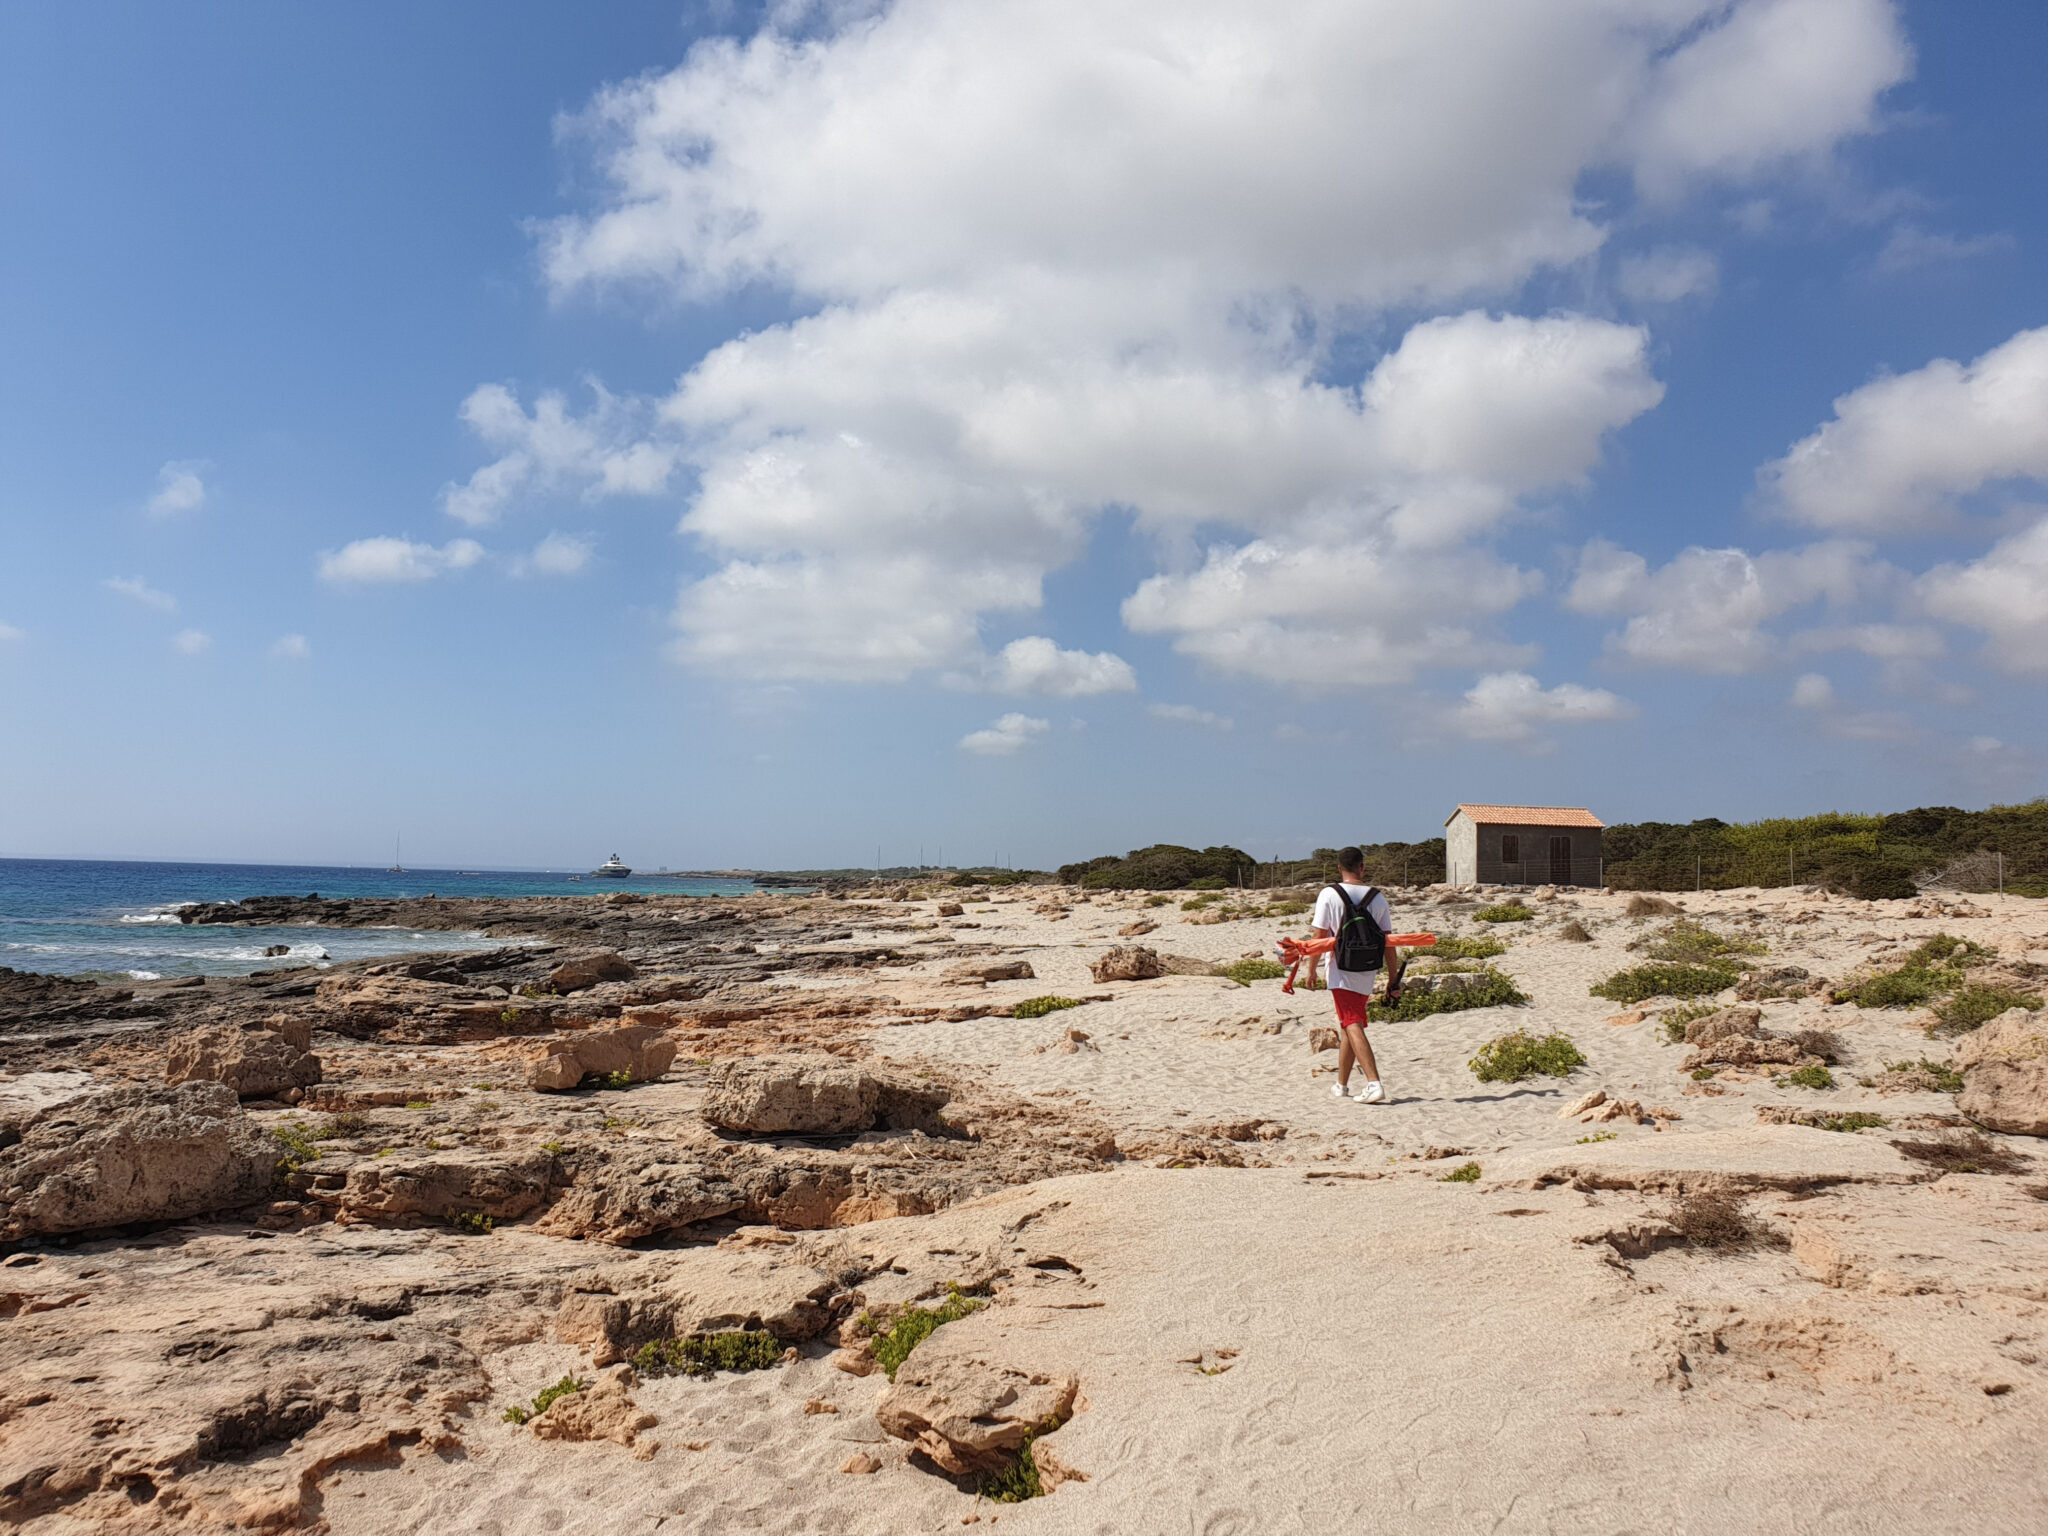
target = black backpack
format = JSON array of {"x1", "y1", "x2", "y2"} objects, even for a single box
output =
[{"x1": 1329, "y1": 885, "x2": 1387, "y2": 971}]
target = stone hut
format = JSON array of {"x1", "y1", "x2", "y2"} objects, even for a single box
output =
[{"x1": 1444, "y1": 804, "x2": 1604, "y2": 887}]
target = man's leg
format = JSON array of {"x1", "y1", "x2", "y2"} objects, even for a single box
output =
[{"x1": 1342, "y1": 1023, "x2": 1380, "y2": 1084}]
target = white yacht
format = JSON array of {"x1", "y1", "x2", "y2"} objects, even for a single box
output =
[{"x1": 593, "y1": 854, "x2": 632, "y2": 878}]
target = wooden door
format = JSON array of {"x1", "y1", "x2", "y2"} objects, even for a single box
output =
[{"x1": 1549, "y1": 835, "x2": 1573, "y2": 885}]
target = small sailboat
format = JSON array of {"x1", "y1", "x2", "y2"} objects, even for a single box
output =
[{"x1": 388, "y1": 835, "x2": 404, "y2": 874}]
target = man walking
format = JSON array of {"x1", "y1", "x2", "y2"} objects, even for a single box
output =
[{"x1": 1310, "y1": 846, "x2": 1395, "y2": 1104}]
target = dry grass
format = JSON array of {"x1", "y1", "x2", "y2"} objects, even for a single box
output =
[
  {"x1": 1665, "y1": 1190, "x2": 1785, "y2": 1251},
  {"x1": 1889, "y1": 1131, "x2": 2031, "y2": 1176},
  {"x1": 1626, "y1": 894, "x2": 1681, "y2": 917}
]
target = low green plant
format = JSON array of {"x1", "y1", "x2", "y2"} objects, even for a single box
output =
[
  {"x1": 1814, "y1": 1112, "x2": 1889, "y2": 1133},
  {"x1": 1439, "y1": 1160, "x2": 1482, "y2": 1181},
  {"x1": 503, "y1": 1374, "x2": 586, "y2": 1425},
  {"x1": 1380, "y1": 967, "x2": 1529, "y2": 1022},
  {"x1": 499, "y1": 1008, "x2": 526, "y2": 1027},
  {"x1": 540, "y1": 1138, "x2": 567, "y2": 1155},
  {"x1": 312, "y1": 1112, "x2": 368, "y2": 1140},
  {"x1": 1576, "y1": 1131, "x2": 1618, "y2": 1144},
  {"x1": 1775, "y1": 1064, "x2": 1837, "y2": 1090},
  {"x1": 1929, "y1": 983, "x2": 2043, "y2": 1038},
  {"x1": 1431, "y1": 934, "x2": 1507, "y2": 960},
  {"x1": 1264, "y1": 900, "x2": 1311, "y2": 917},
  {"x1": 1187, "y1": 876, "x2": 1228, "y2": 891},
  {"x1": 1219, "y1": 958, "x2": 1286, "y2": 985},
  {"x1": 1643, "y1": 919, "x2": 1767, "y2": 965},
  {"x1": 1473, "y1": 903, "x2": 1535, "y2": 924},
  {"x1": 1180, "y1": 895, "x2": 1217, "y2": 911},
  {"x1": 1881, "y1": 1057, "x2": 1965, "y2": 1093},
  {"x1": 405, "y1": 1100, "x2": 432, "y2": 1110},
  {"x1": 445, "y1": 1208, "x2": 493, "y2": 1234},
  {"x1": 424, "y1": 1138, "x2": 446, "y2": 1150},
  {"x1": 1833, "y1": 933, "x2": 1994, "y2": 1011},
  {"x1": 981, "y1": 1424, "x2": 1062, "y2": 1503},
  {"x1": 1144, "y1": 895, "x2": 1172, "y2": 907},
  {"x1": 1690, "y1": 1067, "x2": 1717, "y2": 1081},
  {"x1": 373, "y1": 1147, "x2": 395, "y2": 1158},
  {"x1": 271, "y1": 1122, "x2": 322, "y2": 1175},
  {"x1": 632, "y1": 1330, "x2": 786, "y2": 1377},
  {"x1": 592, "y1": 1069, "x2": 634, "y2": 1090},
  {"x1": 1589, "y1": 962, "x2": 1739, "y2": 1005},
  {"x1": 866, "y1": 1287, "x2": 987, "y2": 1381},
  {"x1": 1467, "y1": 1030, "x2": 1585, "y2": 1083},
  {"x1": 1013, "y1": 995, "x2": 1084, "y2": 1018}
]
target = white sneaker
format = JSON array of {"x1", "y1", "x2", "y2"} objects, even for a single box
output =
[
  {"x1": 1330, "y1": 1082, "x2": 1352, "y2": 1099},
  {"x1": 1356, "y1": 1081, "x2": 1386, "y2": 1104}
]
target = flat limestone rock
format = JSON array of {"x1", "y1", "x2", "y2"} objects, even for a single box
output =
[
  {"x1": 1955, "y1": 1007, "x2": 2048, "y2": 1136},
  {"x1": 1489, "y1": 1125, "x2": 1935, "y2": 1195},
  {"x1": 165, "y1": 1021, "x2": 322, "y2": 1099},
  {"x1": 520, "y1": 1024, "x2": 677, "y2": 1091}
]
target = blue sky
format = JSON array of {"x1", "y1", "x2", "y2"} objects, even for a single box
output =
[{"x1": 2, "y1": 0, "x2": 2045, "y2": 871}]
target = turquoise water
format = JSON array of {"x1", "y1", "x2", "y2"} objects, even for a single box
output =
[{"x1": 0, "y1": 859, "x2": 757, "y2": 979}]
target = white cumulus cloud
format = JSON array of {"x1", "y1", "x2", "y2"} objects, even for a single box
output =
[
  {"x1": 442, "y1": 383, "x2": 676, "y2": 526},
  {"x1": 171, "y1": 629, "x2": 212, "y2": 656},
  {"x1": 1147, "y1": 703, "x2": 1233, "y2": 731},
  {"x1": 318, "y1": 537, "x2": 485, "y2": 585},
  {"x1": 462, "y1": 0, "x2": 1907, "y2": 689},
  {"x1": 271, "y1": 634, "x2": 311, "y2": 660},
  {"x1": 1790, "y1": 672, "x2": 1836, "y2": 708},
  {"x1": 105, "y1": 576, "x2": 177, "y2": 613},
  {"x1": 1874, "y1": 225, "x2": 2016, "y2": 275},
  {"x1": 948, "y1": 636, "x2": 1136, "y2": 697},
  {"x1": 958, "y1": 712, "x2": 1050, "y2": 756},
  {"x1": 1763, "y1": 324, "x2": 2048, "y2": 533},
  {"x1": 1451, "y1": 671, "x2": 1635, "y2": 747},
  {"x1": 1918, "y1": 514, "x2": 2048, "y2": 673},
  {"x1": 518, "y1": 532, "x2": 595, "y2": 578},
  {"x1": 147, "y1": 460, "x2": 208, "y2": 517},
  {"x1": 1616, "y1": 247, "x2": 1719, "y2": 304},
  {"x1": 0, "y1": 622, "x2": 23, "y2": 642},
  {"x1": 1566, "y1": 538, "x2": 1880, "y2": 673}
]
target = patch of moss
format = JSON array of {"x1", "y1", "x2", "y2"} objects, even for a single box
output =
[
  {"x1": 866, "y1": 1287, "x2": 987, "y2": 1381},
  {"x1": 632, "y1": 1330, "x2": 786, "y2": 1377},
  {"x1": 1439, "y1": 1160, "x2": 1482, "y2": 1182},
  {"x1": 1381, "y1": 967, "x2": 1529, "y2": 1022},
  {"x1": 405, "y1": 1100, "x2": 432, "y2": 1110},
  {"x1": 1473, "y1": 903, "x2": 1535, "y2": 924},
  {"x1": 1690, "y1": 1067, "x2": 1717, "y2": 1081},
  {"x1": 1219, "y1": 958, "x2": 1286, "y2": 985},
  {"x1": 1589, "y1": 961, "x2": 1740, "y2": 1005},
  {"x1": 1775, "y1": 1064, "x2": 1837, "y2": 1090},
  {"x1": 1467, "y1": 1030, "x2": 1585, "y2": 1083},
  {"x1": 503, "y1": 1374, "x2": 586, "y2": 1425},
  {"x1": 1012, "y1": 995, "x2": 1084, "y2": 1018}
]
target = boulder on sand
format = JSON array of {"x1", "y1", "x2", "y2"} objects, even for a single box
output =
[
  {"x1": 521, "y1": 1024, "x2": 676, "y2": 1091},
  {"x1": 1090, "y1": 946, "x2": 1165, "y2": 983},
  {"x1": 876, "y1": 1345, "x2": 1078, "y2": 1476},
  {"x1": 165, "y1": 1021, "x2": 321, "y2": 1099},
  {"x1": 700, "y1": 1056, "x2": 953, "y2": 1136},
  {"x1": 548, "y1": 952, "x2": 639, "y2": 993},
  {"x1": 942, "y1": 960, "x2": 1035, "y2": 984},
  {"x1": 1955, "y1": 1007, "x2": 2048, "y2": 1136},
  {"x1": 1682, "y1": 1006, "x2": 1762, "y2": 1047},
  {"x1": 0, "y1": 1081, "x2": 275, "y2": 1240}
]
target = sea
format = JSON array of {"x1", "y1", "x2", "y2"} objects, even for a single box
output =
[{"x1": 0, "y1": 859, "x2": 758, "y2": 980}]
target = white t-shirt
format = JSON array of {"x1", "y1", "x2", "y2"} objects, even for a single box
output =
[{"x1": 1311, "y1": 883, "x2": 1394, "y2": 994}]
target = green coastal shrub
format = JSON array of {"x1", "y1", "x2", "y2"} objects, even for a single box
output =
[
  {"x1": 1833, "y1": 934, "x2": 1994, "y2": 1011},
  {"x1": 632, "y1": 1331, "x2": 785, "y2": 1377},
  {"x1": 1473, "y1": 904, "x2": 1534, "y2": 924},
  {"x1": 1013, "y1": 995, "x2": 1084, "y2": 1018},
  {"x1": 1775, "y1": 1064, "x2": 1836, "y2": 1090},
  {"x1": 1381, "y1": 967, "x2": 1529, "y2": 1021},
  {"x1": 1929, "y1": 983, "x2": 2042, "y2": 1037},
  {"x1": 1439, "y1": 1161, "x2": 1481, "y2": 1182},
  {"x1": 1219, "y1": 958, "x2": 1286, "y2": 985},
  {"x1": 1815, "y1": 1112, "x2": 1889, "y2": 1133},
  {"x1": 1880, "y1": 1057, "x2": 1965, "y2": 1093},
  {"x1": 1643, "y1": 919, "x2": 1767, "y2": 965},
  {"x1": 444, "y1": 1208, "x2": 493, "y2": 1235},
  {"x1": 1589, "y1": 962, "x2": 1739, "y2": 1005},
  {"x1": 1431, "y1": 934, "x2": 1506, "y2": 960},
  {"x1": 1468, "y1": 1030, "x2": 1585, "y2": 1083}
]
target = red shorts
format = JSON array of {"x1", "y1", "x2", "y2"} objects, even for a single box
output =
[{"x1": 1333, "y1": 988, "x2": 1370, "y2": 1028}]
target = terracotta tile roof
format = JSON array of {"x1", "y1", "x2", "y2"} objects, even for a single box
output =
[{"x1": 1446, "y1": 804, "x2": 1605, "y2": 829}]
